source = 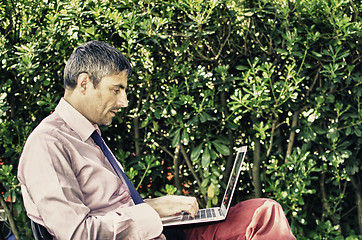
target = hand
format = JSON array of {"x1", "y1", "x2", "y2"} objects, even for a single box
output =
[
  {"x1": 145, "y1": 195, "x2": 199, "y2": 218},
  {"x1": 153, "y1": 234, "x2": 166, "y2": 240}
]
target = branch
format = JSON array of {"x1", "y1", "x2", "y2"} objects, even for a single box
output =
[
  {"x1": 0, "y1": 196, "x2": 20, "y2": 240},
  {"x1": 251, "y1": 116, "x2": 262, "y2": 199},
  {"x1": 193, "y1": 22, "x2": 231, "y2": 61},
  {"x1": 173, "y1": 143, "x2": 182, "y2": 192},
  {"x1": 285, "y1": 103, "x2": 309, "y2": 162},
  {"x1": 285, "y1": 110, "x2": 300, "y2": 162},
  {"x1": 266, "y1": 118, "x2": 278, "y2": 158},
  {"x1": 220, "y1": 89, "x2": 234, "y2": 182},
  {"x1": 179, "y1": 144, "x2": 207, "y2": 203},
  {"x1": 153, "y1": 132, "x2": 207, "y2": 202},
  {"x1": 307, "y1": 66, "x2": 321, "y2": 97},
  {"x1": 320, "y1": 170, "x2": 341, "y2": 230},
  {"x1": 133, "y1": 117, "x2": 141, "y2": 156},
  {"x1": 153, "y1": 141, "x2": 173, "y2": 158},
  {"x1": 132, "y1": 89, "x2": 150, "y2": 157},
  {"x1": 350, "y1": 174, "x2": 362, "y2": 234}
]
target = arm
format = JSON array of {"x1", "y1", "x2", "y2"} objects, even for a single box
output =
[
  {"x1": 145, "y1": 195, "x2": 199, "y2": 218},
  {"x1": 18, "y1": 132, "x2": 163, "y2": 240}
]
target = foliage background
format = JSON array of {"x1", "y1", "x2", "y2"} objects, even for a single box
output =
[{"x1": 0, "y1": 0, "x2": 361, "y2": 239}]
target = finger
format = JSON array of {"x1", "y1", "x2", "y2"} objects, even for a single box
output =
[
  {"x1": 186, "y1": 197, "x2": 199, "y2": 217},
  {"x1": 191, "y1": 199, "x2": 199, "y2": 217}
]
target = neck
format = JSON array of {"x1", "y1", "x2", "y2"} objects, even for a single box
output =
[
  {"x1": 64, "y1": 89, "x2": 79, "y2": 110},
  {"x1": 63, "y1": 89, "x2": 89, "y2": 122}
]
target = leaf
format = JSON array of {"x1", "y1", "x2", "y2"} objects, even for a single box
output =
[
  {"x1": 207, "y1": 184, "x2": 215, "y2": 198},
  {"x1": 152, "y1": 121, "x2": 159, "y2": 131},
  {"x1": 199, "y1": 112, "x2": 213, "y2": 123},
  {"x1": 311, "y1": 51, "x2": 322, "y2": 58},
  {"x1": 212, "y1": 195, "x2": 218, "y2": 205},
  {"x1": 236, "y1": 65, "x2": 249, "y2": 71},
  {"x1": 170, "y1": 128, "x2": 182, "y2": 147},
  {"x1": 336, "y1": 49, "x2": 350, "y2": 60},
  {"x1": 181, "y1": 129, "x2": 189, "y2": 145},
  {"x1": 276, "y1": 48, "x2": 288, "y2": 56},
  {"x1": 211, "y1": 165, "x2": 221, "y2": 177},
  {"x1": 212, "y1": 140, "x2": 230, "y2": 156},
  {"x1": 191, "y1": 143, "x2": 203, "y2": 162},
  {"x1": 210, "y1": 149, "x2": 218, "y2": 160},
  {"x1": 140, "y1": 119, "x2": 149, "y2": 128},
  {"x1": 202, "y1": 147, "x2": 211, "y2": 168},
  {"x1": 154, "y1": 108, "x2": 161, "y2": 119},
  {"x1": 243, "y1": 11, "x2": 254, "y2": 17},
  {"x1": 171, "y1": 129, "x2": 181, "y2": 148},
  {"x1": 201, "y1": 178, "x2": 209, "y2": 188},
  {"x1": 138, "y1": 161, "x2": 146, "y2": 169}
]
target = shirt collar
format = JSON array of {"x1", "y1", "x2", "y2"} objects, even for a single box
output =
[{"x1": 55, "y1": 98, "x2": 99, "y2": 142}]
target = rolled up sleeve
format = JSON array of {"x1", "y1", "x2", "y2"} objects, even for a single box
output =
[{"x1": 119, "y1": 203, "x2": 163, "y2": 239}]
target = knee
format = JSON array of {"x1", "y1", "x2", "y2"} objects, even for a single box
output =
[
  {"x1": 265, "y1": 198, "x2": 281, "y2": 206},
  {"x1": 263, "y1": 198, "x2": 286, "y2": 212}
]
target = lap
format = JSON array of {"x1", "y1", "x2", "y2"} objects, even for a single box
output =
[{"x1": 182, "y1": 198, "x2": 296, "y2": 240}]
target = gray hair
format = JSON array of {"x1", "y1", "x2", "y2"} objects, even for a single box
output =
[{"x1": 63, "y1": 41, "x2": 132, "y2": 89}]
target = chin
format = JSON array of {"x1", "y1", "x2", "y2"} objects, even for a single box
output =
[
  {"x1": 97, "y1": 118, "x2": 113, "y2": 126},
  {"x1": 97, "y1": 113, "x2": 116, "y2": 126},
  {"x1": 102, "y1": 120, "x2": 113, "y2": 126}
]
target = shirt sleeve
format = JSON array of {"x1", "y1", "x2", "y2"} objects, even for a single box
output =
[{"x1": 18, "y1": 131, "x2": 163, "y2": 240}]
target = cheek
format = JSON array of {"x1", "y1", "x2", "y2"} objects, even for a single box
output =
[
  {"x1": 101, "y1": 98, "x2": 116, "y2": 114},
  {"x1": 105, "y1": 94, "x2": 118, "y2": 108},
  {"x1": 89, "y1": 93, "x2": 106, "y2": 116},
  {"x1": 95, "y1": 90, "x2": 117, "y2": 113}
]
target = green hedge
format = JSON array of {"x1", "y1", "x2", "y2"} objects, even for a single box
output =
[{"x1": 1, "y1": 0, "x2": 361, "y2": 239}]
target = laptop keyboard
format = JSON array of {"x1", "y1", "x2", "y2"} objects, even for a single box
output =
[{"x1": 181, "y1": 208, "x2": 221, "y2": 221}]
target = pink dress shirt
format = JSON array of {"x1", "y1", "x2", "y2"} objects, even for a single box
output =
[{"x1": 18, "y1": 98, "x2": 163, "y2": 239}]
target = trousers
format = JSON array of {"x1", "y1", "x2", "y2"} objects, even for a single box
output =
[{"x1": 165, "y1": 198, "x2": 296, "y2": 240}]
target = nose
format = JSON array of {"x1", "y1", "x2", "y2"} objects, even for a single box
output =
[{"x1": 118, "y1": 90, "x2": 128, "y2": 108}]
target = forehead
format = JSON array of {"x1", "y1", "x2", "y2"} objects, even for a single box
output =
[{"x1": 99, "y1": 70, "x2": 128, "y2": 87}]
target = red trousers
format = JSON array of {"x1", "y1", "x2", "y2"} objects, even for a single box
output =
[{"x1": 183, "y1": 198, "x2": 296, "y2": 240}]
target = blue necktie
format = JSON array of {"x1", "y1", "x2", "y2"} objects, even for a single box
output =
[{"x1": 91, "y1": 131, "x2": 144, "y2": 205}]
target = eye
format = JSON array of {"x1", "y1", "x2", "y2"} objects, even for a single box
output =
[{"x1": 114, "y1": 89, "x2": 120, "y2": 94}]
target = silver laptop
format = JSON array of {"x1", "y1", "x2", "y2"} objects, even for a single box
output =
[{"x1": 161, "y1": 146, "x2": 248, "y2": 226}]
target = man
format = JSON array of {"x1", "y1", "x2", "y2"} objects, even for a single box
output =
[{"x1": 18, "y1": 41, "x2": 296, "y2": 239}]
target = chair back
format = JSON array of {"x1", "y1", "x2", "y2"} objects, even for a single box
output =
[{"x1": 31, "y1": 220, "x2": 53, "y2": 240}]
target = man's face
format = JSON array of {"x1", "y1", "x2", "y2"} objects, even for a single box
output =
[{"x1": 84, "y1": 70, "x2": 128, "y2": 126}]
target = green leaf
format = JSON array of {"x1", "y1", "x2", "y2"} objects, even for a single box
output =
[
  {"x1": 191, "y1": 143, "x2": 203, "y2": 162},
  {"x1": 202, "y1": 147, "x2": 211, "y2": 168},
  {"x1": 212, "y1": 140, "x2": 230, "y2": 156},
  {"x1": 181, "y1": 129, "x2": 189, "y2": 145},
  {"x1": 211, "y1": 165, "x2": 221, "y2": 177},
  {"x1": 311, "y1": 51, "x2": 322, "y2": 58},
  {"x1": 243, "y1": 11, "x2": 254, "y2": 17},
  {"x1": 212, "y1": 195, "x2": 218, "y2": 205},
  {"x1": 138, "y1": 161, "x2": 146, "y2": 169},
  {"x1": 207, "y1": 184, "x2": 215, "y2": 198},
  {"x1": 170, "y1": 128, "x2": 181, "y2": 148},
  {"x1": 140, "y1": 119, "x2": 149, "y2": 128},
  {"x1": 199, "y1": 112, "x2": 213, "y2": 123},
  {"x1": 201, "y1": 178, "x2": 209, "y2": 188},
  {"x1": 154, "y1": 108, "x2": 161, "y2": 119},
  {"x1": 210, "y1": 149, "x2": 218, "y2": 160},
  {"x1": 236, "y1": 65, "x2": 249, "y2": 71}
]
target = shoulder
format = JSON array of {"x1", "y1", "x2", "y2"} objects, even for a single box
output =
[
  {"x1": 20, "y1": 110, "x2": 82, "y2": 162},
  {"x1": 27, "y1": 111, "x2": 68, "y2": 144},
  {"x1": 18, "y1": 112, "x2": 74, "y2": 182}
]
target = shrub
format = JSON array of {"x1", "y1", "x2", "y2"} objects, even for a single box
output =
[{"x1": 1, "y1": 0, "x2": 361, "y2": 238}]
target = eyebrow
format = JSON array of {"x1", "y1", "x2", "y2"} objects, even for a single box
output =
[{"x1": 113, "y1": 84, "x2": 127, "y2": 89}]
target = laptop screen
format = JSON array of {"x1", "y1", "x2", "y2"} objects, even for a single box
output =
[{"x1": 221, "y1": 146, "x2": 247, "y2": 212}]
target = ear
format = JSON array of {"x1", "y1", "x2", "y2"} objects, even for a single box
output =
[{"x1": 77, "y1": 73, "x2": 91, "y2": 94}]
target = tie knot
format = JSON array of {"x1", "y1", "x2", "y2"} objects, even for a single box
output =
[{"x1": 91, "y1": 130, "x2": 102, "y2": 144}]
